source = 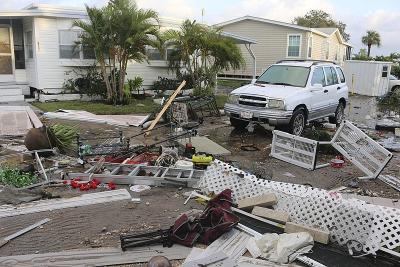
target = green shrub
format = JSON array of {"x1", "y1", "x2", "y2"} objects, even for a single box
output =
[{"x1": 0, "y1": 166, "x2": 37, "y2": 188}]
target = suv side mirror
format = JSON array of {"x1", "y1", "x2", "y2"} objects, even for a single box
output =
[
  {"x1": 251, "y1": 78, "x2": 257, "y2": 84},
  {"x1": 310, "y1": 84, "x2": 323, "y2": 92}
]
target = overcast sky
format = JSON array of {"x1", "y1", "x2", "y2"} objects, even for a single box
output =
[{"x1": 2, "y1": 0, "x2": 399, "y2": 56}]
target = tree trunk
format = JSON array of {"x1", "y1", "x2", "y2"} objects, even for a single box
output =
[{"x1": 367, "y1": 45, "x2": 371, "y2": 58}]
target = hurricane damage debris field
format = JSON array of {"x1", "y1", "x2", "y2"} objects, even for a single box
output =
[{"x1": 0, "y1": 97, "x2": 399, "y2": 267}]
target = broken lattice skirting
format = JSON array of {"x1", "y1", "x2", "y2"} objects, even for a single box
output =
[{"x1": 196, "y1": 160, "x2": 400, "y2": 254}]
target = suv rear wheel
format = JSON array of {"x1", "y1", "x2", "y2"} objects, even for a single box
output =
[
  {"x1": 329, "y1": 102, "x2": 345, "y2": 125},
  {"x1": 230, "y1": 117, "x2": 249, "y2": 129},
  {"x1": 288, "y1": 109, "x2": 306, "y2": 136}
]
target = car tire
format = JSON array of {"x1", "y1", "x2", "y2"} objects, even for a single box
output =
[
  {"x1": 230, "y1": 117, "x2": 249, "y2": 129},
  {"x1": 288, "y1": 108, "x2": 306, "y2": 136},
  {"x1": 329, "y1": 102, "x2": 345, "y2": 125},
  {"x1": 392, "y1": 86, "x2": 400, "y2": 95}
]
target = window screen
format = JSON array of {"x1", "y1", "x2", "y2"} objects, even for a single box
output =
[
  {"x1": 288, "y1": 35, "x2": 301, "y2": 57},
  {"x1": 311, "y1": 67, "x2": 326, "y2": 86}
]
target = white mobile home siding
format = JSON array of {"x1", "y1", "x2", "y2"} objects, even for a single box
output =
[
  {"x1": 219, "y1": 19, "x2": 308, "y2": 77},
  {"x1": 33, "y1": 17, "x2": 175, "y2": 93}
]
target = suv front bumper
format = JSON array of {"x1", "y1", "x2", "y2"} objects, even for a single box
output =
[{"x1": 224, "y1": 103, "x2": 292, "y2": 126}]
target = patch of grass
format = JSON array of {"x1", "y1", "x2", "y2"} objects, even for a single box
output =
[
  {"x1": 0, "y1": 166, "x2": 38, "y2": 188},
  {"x1": 215, "y1": 95, "x2": 228, "y2": 109},
  {"x1": 32, "y1": 99, "x2": 158, "y2": 115},
  {"x1": 218, "y1": 79, "x2": 249, "y2": 88}
]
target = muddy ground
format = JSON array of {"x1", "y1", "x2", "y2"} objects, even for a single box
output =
[{"x1": 0, "y1": 108, "x2": 399, "y2": 262}]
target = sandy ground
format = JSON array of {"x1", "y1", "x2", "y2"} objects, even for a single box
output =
[{"x1": 0, "y1": 101, "x2": 399, "y2": 262}]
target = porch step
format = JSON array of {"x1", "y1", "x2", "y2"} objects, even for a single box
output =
[
  {"x1": 1, "y1": 88, "x2": 23, "y2": 96},
  {"x1": 0, "y1": 84, "x2": 24, "y2": 102}
]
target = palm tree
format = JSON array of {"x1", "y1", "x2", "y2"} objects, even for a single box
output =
[
  {"x1": 361, "y1": 30, "x2": 381, "y2": 58},
  {"x1": 164, "y1": 20, "x2": 244, "y2": 94},
  {"x1": 74, "y1": 0, "x2": 160, "y2": 104}
]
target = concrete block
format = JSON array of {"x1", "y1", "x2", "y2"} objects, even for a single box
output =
[
  {"x1": 284, "y1": 222, "x2": 329, "y2": 244},
  {"x1": 251, "y1": 206, "x2": 289, "y2": 224},
  {"x1": 237, "y1": 193, "x2": 277, "y2": 211}
]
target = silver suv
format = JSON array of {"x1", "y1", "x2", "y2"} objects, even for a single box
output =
[{"x1": 224, "y1": 60, "x2": 349, "y2": 135}]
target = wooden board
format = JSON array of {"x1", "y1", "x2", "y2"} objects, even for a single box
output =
[
  {"x1": 199, "y1": 228, "x2": 251, "y2": 261},
  {"x1": 25, "y1": 106, "x2": 43, "y2": 128},
  {"x1": 145, "y1": 80, "x2": 186, "y2": 135},
  {"x1": 0, "y1": 245, "x2": 191, "y2": 266},
  {"x1": 0, "y1": 189, "x2": 131, "y2": 219}
]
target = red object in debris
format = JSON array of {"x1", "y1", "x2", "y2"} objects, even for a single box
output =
[
  {"x1": 330, "y1": 158, "x2": 345, "y2": 168},
  {"x1": 89, "y1": 180, "x2": 98, "y2": 189},
  {"x1": 63, "y1": 180, "x2": 69, "y2": 185},
  {"x1": 70, "y1": 180, "x2": 79, "y2": 189},
  {"x1": 107, "y1": 182, "x2": 116, "y2": 190},
  {"x1": 92, "y1": 178, "x2": 101, "y2": 186}
]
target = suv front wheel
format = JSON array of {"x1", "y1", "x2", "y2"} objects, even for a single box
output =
[{"x1": 288, "y1": 108, "x2": 306, "y2": 136}]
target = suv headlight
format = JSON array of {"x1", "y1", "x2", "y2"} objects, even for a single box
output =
[
  {"x1": 227, "y1": 94, "x2": 239, "y2": 104},
  {"x1": 268, "y1": 99, "x2": 285, "y2": 109}
]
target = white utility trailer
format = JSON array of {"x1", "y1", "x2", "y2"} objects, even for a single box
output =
[{"x1": 343, "y1": 60, "x2": 392, "y2": 96}]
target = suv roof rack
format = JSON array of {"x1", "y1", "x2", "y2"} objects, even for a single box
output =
[{"x1": 276, "y1": 59, "x2": 337, "y2": 65}]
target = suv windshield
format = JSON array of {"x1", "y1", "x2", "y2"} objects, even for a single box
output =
[{"x1": 256, "y1": 65, "x2": 310, "y2": 87}]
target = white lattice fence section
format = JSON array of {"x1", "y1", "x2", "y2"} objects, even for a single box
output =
[{"x1": 197, "y1": 160, "x2": 400, "y2": 254}]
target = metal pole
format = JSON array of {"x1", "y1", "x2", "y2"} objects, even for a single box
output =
[{"x1": 245, "y1": 43, "x2": 257, "y2": 79}]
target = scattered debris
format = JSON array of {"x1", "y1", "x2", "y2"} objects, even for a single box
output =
[
  {"x1": 246, "y1": 232, "x2": 314, "y2": 263},
  {"x1": 129, "y1": 185, "x2": 151, "y2": 193},
  {"x1": 0, "y1": 218, "x2": 50, "y2": 248}
]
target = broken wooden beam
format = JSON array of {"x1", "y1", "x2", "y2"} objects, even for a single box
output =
[
  {"x1": 284, "y1": 222, "x2": 330, "y2": 244},
  {"x1": 237, "y1": 193, "x2": 277, "y2": 211},
  {"x1": 251, "y1": 206, "x2": 290, "y2": 224}
]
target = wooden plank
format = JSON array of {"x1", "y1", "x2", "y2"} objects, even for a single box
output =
[
  {"x1": 284, "y1": 222, "x2": 330, "y2": 244},
  {"x1": 145, "y1": 80, "x2": 186, "y2": 136},
  {"x1": 25, "y1": 106, "x2": 43, "y2": 128},
  {"x1": 0, "y1": 245, "x2": 191, "y2": 266},
  {"x1": 237, "y1": 193, "x2": 277, "y2": 211},
  {"x1": 251, "y1": 206, "x2": 290, "y2": 224},
  {"x1": 0, "y1": 189, "x2": 131, "y2": 219}
]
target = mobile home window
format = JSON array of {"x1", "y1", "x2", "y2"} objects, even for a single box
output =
[
  {"x1": 147, "y1": 48, "x2": 163, "y2": 60},
  {"x1": 287, "y1": 35, "x2": 301, "y2": 57},
  {"x1": 59, "y1": 30, "x2": 80, "y2": 59},
  {"x1": 382, "y1": 66, "x2": 388, "y2": 78},
  {"x1": 25, "y1": 31, "x2": 33, "y2": 59}
]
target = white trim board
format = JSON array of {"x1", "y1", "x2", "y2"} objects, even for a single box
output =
[
  {"x1": 0, "y1": 245, "x2": 191, "y2": 266},
  {"x1": 0, "y1": 189, "x2": 131, "y2": 218}
]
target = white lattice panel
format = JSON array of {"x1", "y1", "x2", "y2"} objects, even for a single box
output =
[
  {"x1": 331, "y1": 121, "x2": 393, "y2": 178},
  {"x1": 197, "y1": 160, "x2": 400, "y2": 254},
  {"x1": 270, "y1": 130, "x2": 318, "y2": 170}
]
